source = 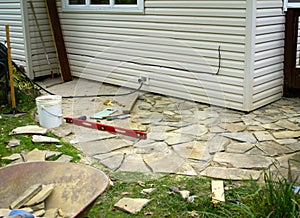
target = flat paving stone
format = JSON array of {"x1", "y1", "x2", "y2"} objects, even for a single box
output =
[
  {"x1": 143, "y1": 152, "x2": 186, "y2": 173},
  {"x1": 207, "y1": 135, "x2": 230, "y2": 154},
  {"x1": 94, "y1": 153, "x2": 124, "y2": 171},
  {"x1": 77, "y1": 138, "x2": 133, "y2": 155},
  {"x1": 222, "y1": 132, "x2": 257, "y2": 143},
  {"x1": 253, "y1": 131, "x2": 275, "y2": 141},
  {"x1": 272, "y1": 130, "x2": 300, "y2": 139},
  {"x1": 286, "y1": 141, "x2": 300, "y2": 152},
  {"x1": 219, "y1": 122, "x2": 247, "y2": 133},
  {"x1": 114, "y1": 198, "x2": 151, "y2": 214},
  {"x1": 118, "y1": 154, "x2": 151, "y2": 173},
  {"x1": 226, "y1": 142, "x2": 254, "y2": 154},
  {"x1": 256, "y1": 141, "x2": 293, "y2": 156},
  {"x1": 275, "y1": 120, "x2": 300, "y2": 131},
  {"x1": 165, "y1": 133, "x2": 195, "y2": 145},
  {"x1": 173, "y1": 141, "x2": 211, "y2": 162},
  {"x1": 213, "y1": 152, "x2": 274, "y2": 169},
  {"x1": 135, "y1": 142, "x2": 170, "y2": 154},
  {"x1": 261, "y1": 123, "x2": 284, "y2": 130},
  {"x1": 200, "y1": 167, "x2": 262, "y2": 180},
  {"x1": 174, "y1": 124, "x2": 208, "y2": 137}
]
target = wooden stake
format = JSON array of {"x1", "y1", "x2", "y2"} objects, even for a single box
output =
[{"x1": 5, "y1": 24, "x2": 16, "y2": 113}]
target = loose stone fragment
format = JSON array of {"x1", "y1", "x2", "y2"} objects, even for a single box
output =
[
  {"x1": 10, "y1": 184, "x2": 42, "y2": 209},
  {"x1": 179, "y1": 190, "x2": 190, "y2": 199},
  {"x1": 211, "y1": 180, "x2": 225, "y2": 203},
  {"x1": 33, "y1": 209, "x2": 45, "y2": 217},
  {"x1": 114, "y1": 198, "x2": 151, "y2": 214},
  {"x1": 9, "y1": 125, "x2": 47, "y2": 135},
  {"x1": 32, "y1": 135, "x2": 60, "y2": 143},
  {"x1": 24, "y1": 184, "x2": 55, "y2": 206},
  {"x1": 7, "y1": 139, "x2": 21, "y2": 148},
  {"x1": 55, "y1": 154, "x2": 73, "y2": 162},
  {"x1": 141, "y1": 188, "x2": 157, "y2": 195},
  {"x1": 2, "y1": 153, "x2": 22, "y2": 161},
  {"x1": 23, "y1": 148, "x2": 46, "y2": 162}
]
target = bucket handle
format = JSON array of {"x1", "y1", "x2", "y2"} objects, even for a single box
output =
[{"x1": 41, "y1": 105, "x2": 62, "y2": 118}]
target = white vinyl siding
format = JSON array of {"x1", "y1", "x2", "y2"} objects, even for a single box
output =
[
  {"x1": 252, "y1": 0, "x2": 284, "y2": 109},
  {"x1": 58, "y1": 0, "x2": 247, "y2": 110},
  {"x1": 27, "y1": 0, "x2": 59, "y2": 77},
  {"x1": 0, "y1": 1, "x2": 25, "y2": 65}
]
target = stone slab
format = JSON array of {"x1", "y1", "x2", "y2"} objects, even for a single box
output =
[
  {"x1": 165, "y1": 133, "x2": 194, "y2": 145},
  {"x1": 114, "y1": 198, "x2": 151, "y2": 214},
  {"x1": 10, "y1": 184, "x2": 42, "y2": 209},
  {"x1": 9, "y1": 125, "x2": 47, "y2": 135},
  {"x1": 256, "y1": 141, "x2": 293, "y2": 156},
  {"x1": 23, "y1": 148, "x2": 46, "y2": 162},
  {"x1": 273, "y1": 131, "x2": 300, "y2": 139},
  {"x1": 32, "y1": 135, "x2": 60, "y2": 143},
  {"x1": 173, "y1": 141, "x2": 211, "y2": 162},
  {"x1": 174, "y1": 124, "x2": 208, "y2": 137},
  {"x1": 200, "y1": 167, "x2": 262, "y2": 180},
  {"x1": 213, "y1": 152, "x2": 274, "y2": 169},
  {"x1": 143, "y1": 152, "x2": 186, "y2": 173},
  {"x1": 94, "y1": 153, "x2": 124, "y2": 171},
  {"x1": 275, "y1": 120, "x2": 300, "y2": 131},
  {"x1": 118, "y1": 154, "x2": 151, "y2": 173},
  {"x1": 135, "y1": 142, "x2": 170, "y2": 154},
  {"x1": 24, "y1": 184, "x2": 55, "y2": 206},
  {"x1": 253, "y1": 131, "x2": 275, "y2": 141},
  {"x1": 226, "y1": 142, "x2": 254, "y2": 154},
  {"x1": 222, "y1": 132, "x2": 257, "y2": 143}
]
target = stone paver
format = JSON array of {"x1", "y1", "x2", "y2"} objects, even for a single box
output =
[{"x1": 42, "y1": 78, "x2": 300, "y2": 181}]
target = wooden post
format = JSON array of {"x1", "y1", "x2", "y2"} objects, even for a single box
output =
[
  {"x1": 44, "y1": 0, "x2": 72, "y2": 82},
  {"x1": 5, "y1": 24, "x2": 16, "y2": 113}
]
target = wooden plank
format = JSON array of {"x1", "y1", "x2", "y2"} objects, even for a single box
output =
[{"x1": 44, "y1": 0, "x2": 72, "y2": 82}]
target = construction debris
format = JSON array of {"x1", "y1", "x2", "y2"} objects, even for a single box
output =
[
  {"x1": 211, "y1": 180, "x2": 225, "y2": 204},
  {"x1": 114, "y1": 198, "x2": 151, "y2": 214},
  {"x1": 9, "y1": 125, "x2": 47, "y2": 135},
  {"x1": 32, "y1": 135, "x2": 60, "y2": 143}
]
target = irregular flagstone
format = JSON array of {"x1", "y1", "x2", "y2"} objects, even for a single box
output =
[
  {"x1": 146, "y1": 132, "x2": 167, "y2": 141},
  {"x1": 94, "y1": 153, "x2": 124, "y2": 171},
  {"x1": 218, "y1": 122, "x2": 246, "y2": 133},
  {"x1": 207, "y1": 135, "x2": 230, "y2": 154},
  {"x1": 219, "y1": 113, "x2": 243, "y2": 123},
  {"x1": 276, "y1": 152, "x2": 300, "y2": 168},
  {"x1": 286, "y1": 141, "x2": 300, "y2": 152},
  {"x1": 135, "y1": 142, "x2": 170, "y2": 154},
  {"x1": 272, "y1": 130, "x2": 300, "y2": 139},
  {"x1": 275, "y1": 119, "x2": 300, "y2": 131},
  {"x1": 143, "y1": 152, "x2": 187, "y2": 173},
  {"x1": 133, "y1": 139, "x2": 156, "y2": 148},
  {"x1": 55, "y1": 154, "x2": 73, "y2": 162},
  {"x1": 222, "y1": 132, "x2": 257, "y2": 143},
  {"x1": 114, "y1": 198, "x2": 151, "y2": 214},
  {"x1": 165, "y1": 133, "x2": 194, "y2": 145},
  {"x1": 256, "y1": 141, "x2": 293, "y2": 156},
  {"x1": 24, "y1": 184, "x2": 55, "y2": 206},
  {"x1": 288, "y1": 116, "x2": 300, "y2": 124},
  {"x1": 174, "y1": 124, "x2": 208, "y2": 137},
  {"x1": 69, "y1": 128, "x2": 116, "y2": 144},
  {"x1": 246, "y1": 147, "x2": 267, "y2": 156},
  {"x1": 149, "y1": 125, "x2": 177, "y2": 132},
  {"x1": 7, "y1": 138, "x2": 21, "y2": 148},
  {"x1": 276, "y1": 139, "x2": 298, "y2": 145},
  {"x1": 253, "y1": 131, "x2": 275, "y2": 141},
  {"x1": 172, "y1": 141, "x2": 211, "y2": 162},
  {"x1": 226, "y1": 142, "x2": 254, "y2": 153},
  {"x1": 247, "y1": 125, "x2": 265, "y2": 131},
  {"x1": 209, "y1": 126, "x2": 225, "y2": 133},
  {"x1": 200, "y1": 167, "x2": 262, "y2": 180},
  {"x1": 288, "y1": 159, "x2": 300, "y2": 185},
  {"x1": 261, "y1": 123, "x2": 284, "y2": 130},
  {"x1": 190, "y1": 160, "x2": 211, "y2": 174},
  {"x1": 32, "y1": 135, "x2": 60, "y2": 143},
  {"x1": 174, "y1": 161, "x2": 198, "y2": 176},
  {"x1": 45, "y1": 150, "x2": 62, "y2": 159},
  {"x1": 77, "y1": 138, "x2": 133, "y2": 155},
  {"x1": 194, "y1": 110, "x2": 219, "y2": 120},
  {"x1": 10, "y1": 184, "x2": 42, "y2": 209},
  {"x1": 118, "y1": 154, "x2": 151, "y2": 173},
  {"x1": 9, "y1": 125, "x2": 47, "y2": 135},
  {"x1": 2, "y1": 153, "x2": 22, "y2": 161},
  {"x1": 254, "y1": 116, "x2": 277, "y2": 124},
  {"x1": 213, "y1": 152, "x2": 274, "y2": 169},
  {"x1": 23, "y1": 148, "x2": 46, "y2": 162}
]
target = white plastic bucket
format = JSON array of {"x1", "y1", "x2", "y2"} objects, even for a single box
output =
[{"x1": 36, "y1": 95, "x2": 62, "y2": 128}]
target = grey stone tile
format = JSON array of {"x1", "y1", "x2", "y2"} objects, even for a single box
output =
[
  {"x1": 118, "y1": 154, "x2": 151, "y2": 173},
  {"x1": 200, "y1": 167, "x2": 262, "y2": 180},
  {"x1": 222, "y1": 132, "x2": 257, "y2": 143},
  {"x1": 226, "y1": 142, "x2": 254, "y2": 154}
]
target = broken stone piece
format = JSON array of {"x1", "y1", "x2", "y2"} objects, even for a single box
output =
[
  {"x1": 141, "y1": 188, "x2": 157, "y2": 195},
  {"x1": 9, "y1": 125, "x2": 47, "y2": 135},
  {"x1": 10, "y1": 184, "x2": 42, "y2": 209},
  {"x1": 33, "y1": 209, "x2": 45, "y2": 217},
  {"x1": 30, "y1": 202, "x2": 45, "y2": 211},
  {"x1": 32, "y1": 135, "x2": 60, "y2": 143},
  {"x1": 23, "y1": 148, "x2": 46, "y2": 162},
  {"x1": 55, "y1": 154, "x2": 73, "y2": 162},
  {"x1": 24, "y1": 184, "x2": 55, "y2": 206},
  {"x1": 7, "y1": 139, "x2": 21, "y2": 148},
  {"x1": 114, "y1": 198, "x2": 151, "y2": 214},
  {"x1": 211, "y1": 180, "x2": 225, "y2": 203},
  {"x1": 179, "y1": 190, "x2": 190, "y2": 199},
  {"x1": 2, "y1": 153, "x2": 22, "y2": 161},
  {"x1": 43, "y1": 208, "x2": 59, "y2": 218}
]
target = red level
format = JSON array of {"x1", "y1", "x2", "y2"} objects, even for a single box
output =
[{"x1": 64, "y1": 117, "x2": 147, "y2": 140}]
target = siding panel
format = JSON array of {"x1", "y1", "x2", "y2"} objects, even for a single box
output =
[
  {"x1": 0, "y1": 0, "x2": 25, "y2": 64},
  {"x1": 252, "y1": 0, "x2": 284, "y2": 109},
  {"x1": 58, "y1": 0, "x2": 247, "y2": 110}
]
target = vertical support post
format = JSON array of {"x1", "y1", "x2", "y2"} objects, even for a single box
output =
[{"x1": 5, "y1": 24, "x2": 16, "y2": 113}]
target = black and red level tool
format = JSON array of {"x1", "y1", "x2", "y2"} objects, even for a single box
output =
[{"x1": 64, "y1": 117, "x2": 147, "y2": 140}]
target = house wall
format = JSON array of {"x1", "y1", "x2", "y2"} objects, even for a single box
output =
[
  {"x1": 27, "y1": 0, "x2": 59, "y2": 78},
  {"x1": 58, "y1": 0, "x2": 248, "y2": 111},
  {"x1": 252, "y1": 0, "x2": 285, "y2": 109},
  {"x1": 0, "y1": 0, "x2": 26, "y2": 66}
]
